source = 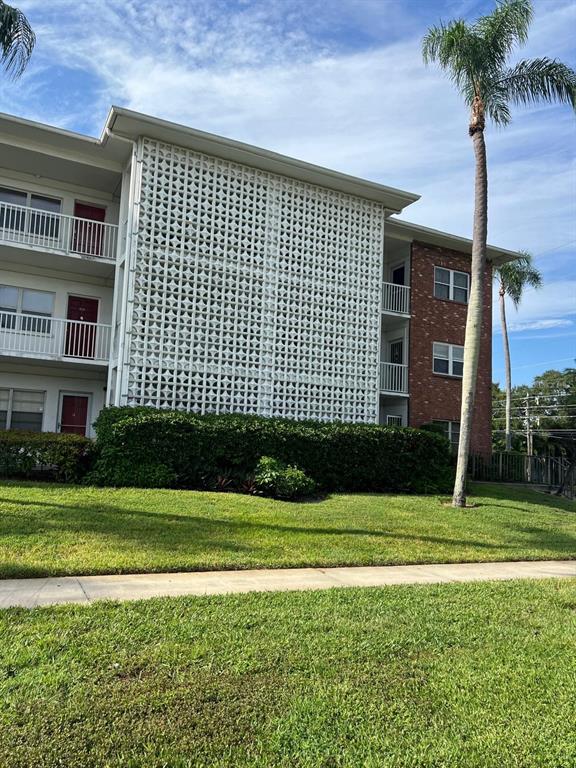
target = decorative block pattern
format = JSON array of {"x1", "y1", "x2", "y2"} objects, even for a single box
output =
[{"x1": 124, "y1": 137, "x2": 384, "y2": 422}]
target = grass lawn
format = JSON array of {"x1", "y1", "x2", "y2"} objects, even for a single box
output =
[
  {"x1": 0, "y1": 481, "x2": 574, "y2": 579},
  {"x1": 1, "y1": 578, "x2": 575, "y2": 767}
]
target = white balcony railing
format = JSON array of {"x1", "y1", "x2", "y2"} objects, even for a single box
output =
[
  {"x1": 0, "y1": 201, "x2": 118, "y2": 261},
  {"x1": 380, "y1": 362, "x2": 408, "y2": 394},
  {"x1": 0, "y1": 311, "x2": 112, "y2": 363},
  {"x1": 382, "y1": 282, "x2": 410, "y2": 315}
]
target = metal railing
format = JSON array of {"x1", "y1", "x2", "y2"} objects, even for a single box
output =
[
  {"x1": 382, "y1": 282, "x2": 410, "y2": 315},
  {"x1": 0, "y1": 201, "x2": 118, "y2": 260},
  {"x1": 0, "y1": 311, "x2": 112, "y2": 362},
  {"x1": 380, "y1": 362, "x2": 408, "y2": 394},
  {"x1": 470, "y1": 452, "x2": 575, "y2": 499}
]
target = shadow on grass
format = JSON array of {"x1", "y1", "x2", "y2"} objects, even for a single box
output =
[
  {"x1": 2, "y1": 497, "x2": 576, "y2": 555},
  {"x1": 1, "y1": 481, "x2": 575, "y2": 581},
  {"x1": 470, "y1": 482, "x2": 575, "y2": 515}
]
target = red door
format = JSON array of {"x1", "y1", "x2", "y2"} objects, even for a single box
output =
[
  {"x1": 60, "y1": 395, "x2": 89, "y2": 435},
  {"x1": 65, "y1": 296, "x2": 99, "y2": 358},
  {"x1": 73, "y1": 202, "x2": 106, "y2": 256}
]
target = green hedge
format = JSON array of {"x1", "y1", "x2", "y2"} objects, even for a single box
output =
[
  {"x1": 88, "y1": 407, "x2": 454, "y2": 493},
  {"x1": 0, "y1": 431, "x2": 95, "y2": 483}
]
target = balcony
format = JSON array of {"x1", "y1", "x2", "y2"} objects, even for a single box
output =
[
  {"x1": 380, "y1": 362, "x2": 408, "y2": 394},
  {"x1": 0, "y1": 201, "x2": 118, "y2": 261},
  {"x1": 382, "y1": 282, "x2": 410, "y2": 315},
  {"x1": 0, "y1": 312, "x2": 112, "y2": 364}
]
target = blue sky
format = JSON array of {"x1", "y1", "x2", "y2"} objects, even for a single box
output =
[{"x1": 5, "y1": 0, "x2": 576, "y2": 385}]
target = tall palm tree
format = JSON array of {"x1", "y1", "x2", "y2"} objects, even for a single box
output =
[
  {"x1": 0, "y1": 0, "x2": 35, "y2": 78},
  {"x1": 422, "y1": 0, "x2": 576, "y2": 507},
  {"x1": 495, "y1": 252, "x2": 542, "y2": 451}
]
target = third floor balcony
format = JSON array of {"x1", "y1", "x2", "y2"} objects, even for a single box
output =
[
  {"x1": 382, "y1": 281, "x2": 410, "y2": 316},
  {"x1": 0, "y1": 200, "x2": 118, "y2": 262}
]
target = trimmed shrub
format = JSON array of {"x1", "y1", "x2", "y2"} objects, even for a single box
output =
[
  {"x1": 254, "y1": 456, "x2": 316, "y2": 500},
  {"x1": 0, "y1": 431, "x2": 95, "y2": 483},
  {"x1": 88, "y1": 407, "x2": 453, "y2": 493}
]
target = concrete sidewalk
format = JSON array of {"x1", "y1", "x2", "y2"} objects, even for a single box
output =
[{"x1": 1, "y1": 560, "x2": 575, "y2": 609}]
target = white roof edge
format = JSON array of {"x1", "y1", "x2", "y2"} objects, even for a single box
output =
[
  {"x1": 387, "y1": 218, "x2": 520, "y2": 265},
  {"x1": 0, "y1": 110, "x2": 102, "y2": 145},
  {"x1": 105, "y1": 106, "x2": 421, "y2": 213}
]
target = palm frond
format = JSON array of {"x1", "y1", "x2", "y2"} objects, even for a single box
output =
[
  {"x1": 422, "y1": 20, "x2": 469, "y2": 68},
  {"x1": 0, "y1": 0, "x2": 35, "y2": 78},
  {"x1": 474, "y1": 0, "x2": 533, "y2": 68},
  {"x1": 422, "y1": 20, "x2": 488, "y2": 104},
  {"x1": 499, "y1": 57, "x2": 576, "y2": 109},
  {"x1": 496, "y1": 251, "x2": 543, "y2": 307},
  {"x1": 482, "y1": 81, "x2": 513, "y2": 125}
]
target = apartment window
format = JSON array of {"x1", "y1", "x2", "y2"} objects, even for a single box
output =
[
  {"x1": 433, "y1": 420, "x2": 460, "y2": 449},
  {"x1": 0, "y1": 388, "x2": 45, "y2": 431},
  {"x1": 433, "y1": 342, "x2": 464, "y2": 377},
  {"x1": 386, "y1": 414, "x2": 403, "y2": 426},
  {"x1": 434, "y1": 267, "x2": 469, "y2": 303},
  {"x1": 0, "y1": 186, "x2": 61, "y2": 238},
  {"x1": 0, "y1": 285, "x2": 55, "y2": 333}
]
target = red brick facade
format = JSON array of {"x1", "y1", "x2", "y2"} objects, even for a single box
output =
[{"x1": 408, "y1": 241, "x2": 492, "y2": 456}]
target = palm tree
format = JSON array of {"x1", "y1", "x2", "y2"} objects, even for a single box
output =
[
  {"x1": 422, "y1": 0, "x2": 576, "y2": 507},
  {"x1": 495, "y1": 252, "x2": 542, "y2": 451},
  {"x1": 0, "y1": 0, "x2": 35, "y2": 78}
]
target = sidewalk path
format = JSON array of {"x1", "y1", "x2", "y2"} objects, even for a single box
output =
[{"x1": 1, "y1": 560, "x2": 575, "y2": 609}]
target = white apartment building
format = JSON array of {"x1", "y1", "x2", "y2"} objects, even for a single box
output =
[{"x1": 0, "y1": 108, "x2": 516, "y2": 438}]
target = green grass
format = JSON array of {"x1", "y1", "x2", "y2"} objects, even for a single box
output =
[
  {"x1": 1, "y1": 579, "x2": 575, "y2": 767},
  {"x1": 0, "y1": 481, "x2": 574, "y2": 579}
]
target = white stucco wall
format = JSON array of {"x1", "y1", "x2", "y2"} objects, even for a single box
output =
[
  {"x1": 0, "y1": 267, "x2": 114, "y2": 325},
  {"x1": 1, "y1": 362, "x2": 107, "y2": 436},
  {"x1": 0, "y1": 171, "x2": 120, "y2": 226}
]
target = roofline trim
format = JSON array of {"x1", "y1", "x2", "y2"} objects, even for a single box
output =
[
  {"x1": 387, "y1": 218, "x2": 521, "y2": 265},
  {"x1": 105, "y1": 106, "x2": 421, "y2": 212}
]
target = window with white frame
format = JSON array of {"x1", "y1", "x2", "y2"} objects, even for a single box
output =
[
  {"x1": 433, "y1": 420, "x2": 460, "y2": 448},
  {"x1": 434, "y1": 267, "x2": 470, "y2": 303},
  {"x1": 0, "y1": 388, "x2": 45, "y2": 431},
  {"x1": 386, "y1": 414, "x2": 403, "y2": 426},
  {"x1": 433, "y1": 342, "x2": 464, "y2": 377},
  {"x1": 0, "y1": 285, "x2": 55, "y2": 333},
  {"x1": 0, "y1": 186, "x2": 61, "y2": 238}
]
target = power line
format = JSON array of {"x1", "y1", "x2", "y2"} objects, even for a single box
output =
[
  {"x1": 492, "y1": 393, "x2": 573, "y2": 404},
  {"x1": 492, "y1": 405, "x2": 576, "y2": 413},
  {"x1": 493, "y1": 428, "x2": 576, "y2": 435},
  {"x1": 531, "y1": 240, "x2": 576, "y2": 259}
]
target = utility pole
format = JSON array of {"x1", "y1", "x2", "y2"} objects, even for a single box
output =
[{"x1": 526, "y1": 395, "x2": 533, "y2": 482}]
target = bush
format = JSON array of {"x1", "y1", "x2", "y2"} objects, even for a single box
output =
[
  {"x1": 254, "y1": 456, "x2": 316, "y2": 500},
  {"x1": 0, "y1": 431, "x2": 95, "y2": 483},
  {"x1": 88, "y1": 407, "x2": 453, "y2": 493}
]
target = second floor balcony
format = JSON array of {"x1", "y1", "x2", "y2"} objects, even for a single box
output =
[
  {"x1": 380, "y1": 362, "x2": 408, "y2": 395},
  {"x1": 0, "y1": 311, "x2": 112, "y2": 364},
  {"x1": 382, "y1": 281, "x2": 410, "y2": 316},
  {"x1": 0, "y1": 201, "x2": 118, "y2": 261}
]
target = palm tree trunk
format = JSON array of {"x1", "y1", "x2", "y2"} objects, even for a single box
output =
[
  {"x1": 452, "y1": 110, "x2": 488, "y2": 507},
  {"x1": 499, "y1": 287, "x2": 513, "y2": 451}
]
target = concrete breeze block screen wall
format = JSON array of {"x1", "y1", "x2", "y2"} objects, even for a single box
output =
[{"x1": 122, "y1": 138, "x2": 385, "y2": 422}]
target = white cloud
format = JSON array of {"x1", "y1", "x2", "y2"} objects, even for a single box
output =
[
  {"x1": 508, "y1": 318, "x2": 573, "y2": 333},
  {"x1": 10, "y1": 0, "x2": 573, "y2": 258},
  {"x1": 493, "y1": 280, "x2": 576, "y2": 331},
  {"x1": 7, "y1": 0, "x2": 575, "y2": 319}
]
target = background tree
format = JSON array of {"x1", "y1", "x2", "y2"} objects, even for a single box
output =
[
  {"x1": 495, "y1": 252, "x2": 542, "y2": 451},
  {"x1": 492, "y1": 368, "x2": 576, "y2": 454},
  {"x1": 0, "y1": 0, "x2": 35, "y2": 78},
  {"x1": 422, "y1": 0, "x2": 576, "y2": 507}
]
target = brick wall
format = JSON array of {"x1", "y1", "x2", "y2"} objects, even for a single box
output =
[{"x1": 408, "y1": 241, "x2": 493, "y2": 456}]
